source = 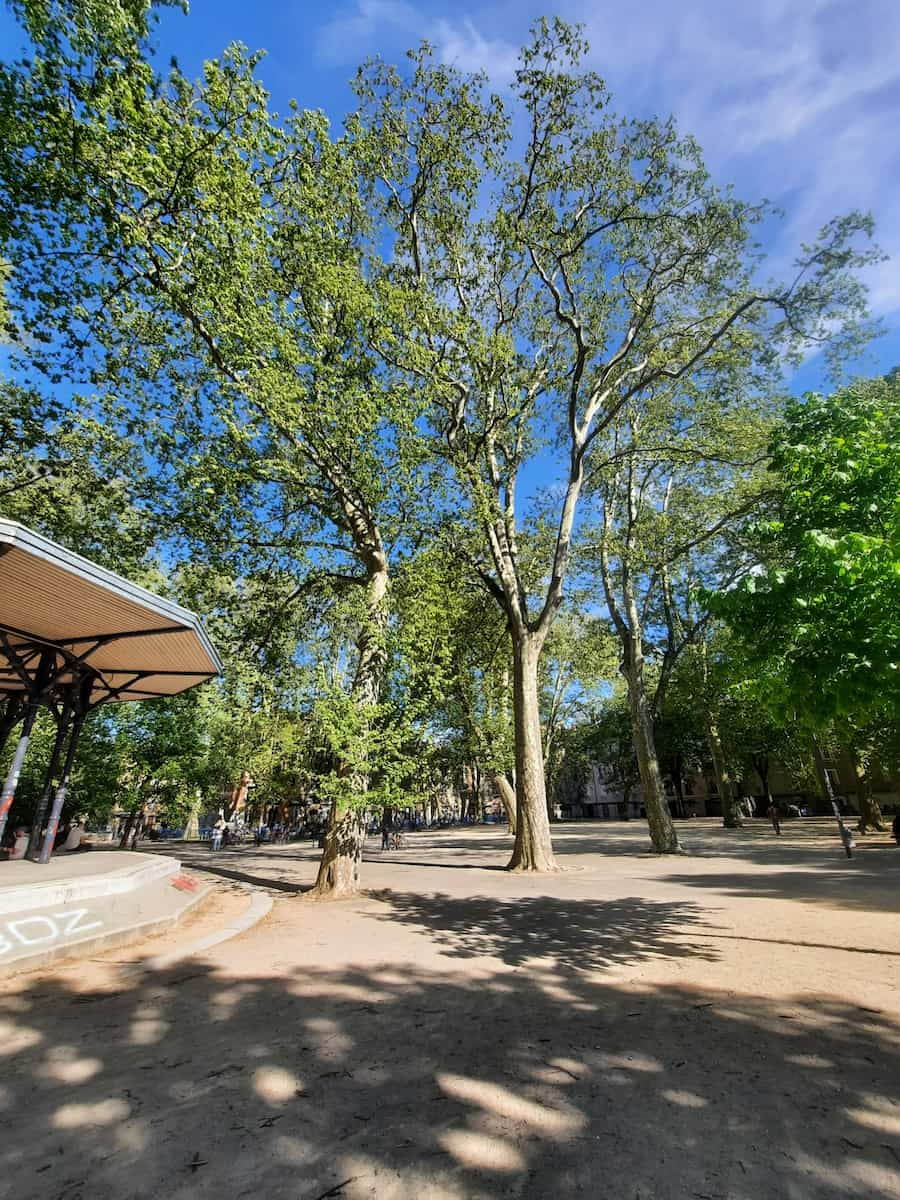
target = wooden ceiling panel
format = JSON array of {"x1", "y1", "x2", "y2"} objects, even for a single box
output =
[{"x1": 0, "y1": 521, "x2": 221, "y2": 704}]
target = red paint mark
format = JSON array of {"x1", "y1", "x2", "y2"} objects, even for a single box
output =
[{"x1": 171, "y1": 874, "x2": 198, "y2": 892}]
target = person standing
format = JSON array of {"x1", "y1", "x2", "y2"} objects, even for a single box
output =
[{"x1": 767, "y1": 801, "x2": 781, "y2": 836}]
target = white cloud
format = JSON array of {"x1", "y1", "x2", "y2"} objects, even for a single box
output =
[
  {"x1": 314, "y1": 0, "x2": 419, "y2": 66},
  {"x1": 314, "y1": 0, "x2": 900, "y2": 312},
  {"x1": 314, "y1": 1, "x2": 518, "y2": 78},
  {"x1": 431, "y1": 17, "x2": 518, "y2": 80}
]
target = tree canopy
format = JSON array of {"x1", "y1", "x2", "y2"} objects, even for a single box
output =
[
  {"x1": 715, "y1": 374, "x2": 900, "y2": 724},
  {"x1": 0, "y1": 5, "x2": 895, "y2": 876}
]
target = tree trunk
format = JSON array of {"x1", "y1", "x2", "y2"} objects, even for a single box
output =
[
  {"x1": 507, "y1": 635, "x2": 558, "y2": 871},
  {"x1": 623, "y1": 658, "x2": 681, "y2": 853},
  {"x1": 707, "y1": 720, "x2": 743, "y2": 828},
  {"x1": 311, "y1": 806, "x2": 366, "y2": 896},
  {"x1": 620, "y1": 781, "x2": 632, "y2": 821},
  {"x1": 672, "y1": 767, "x2": 686, "y2": 818},
  {"x1": 119, "y1": 799, "x2": 143, "y2": 850},
  {"x1": 752, "y1": 755, "x2": 771, "y2": 817},
  {"x1": 310, "y1": 550, "x2": 388, "y2": 898},
  {"x1": 492, "y1": 772, "x2": 517, "y2": 835},
  {"x1": 471, "y1": 761, "x2": 482, "y2": 821},
  {"x1": 184, "y1": 793, "x2": 201, "y2": 841},
  {"x1": 849, "y1": 749, "x2": 884, "y2": 832}
]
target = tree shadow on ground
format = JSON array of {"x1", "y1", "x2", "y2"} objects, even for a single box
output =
[
  {"x1": 546, "y1": 824, "x2": 860, "y2": 861},
  {"x1": 184, "y1": 862, "x2": 311, "y2": 895},
  {"x1": 659, "y1": 865, "x2": 900, "y2": 914},
  {"x1": 365, "y1": 892, "x2": 719, "y2": 974},
  {"x1": 369, "y1": 859, "x2": 507, "y2": 872},
  {"x1": 2, "y1": 950, "x2": 898, "y2": 1200}
]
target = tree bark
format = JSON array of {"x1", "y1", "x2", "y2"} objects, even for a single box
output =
[
  {"x1": 811, "y1": 738, "x2": 838, "y2": 809},
  {"x1": 311, "y1": 806, "x2": 366, "y2": 895},
  {"x1": 752, "y1": 755, "x2": 771, "y2": 817},
  {"x1": 671, "y1": 752, "x2": 686, "y2": 818},
  {"x1": 849, "y1": 748, "x2": 885, "y2": 833},
  {"x1": 471, "y1": 761, "x2": 482, "y2": 821},
  {"x1": 707, "y1": 721, "x2": 743, "y2": 828},
  {"x1": 507, "y1": 635, "x2": 558, "y2": 871},
  {"x1": 624, "y1": 657, "x2": 681, "y2": 853},
  {"x1": 492, "y1": 772, "x2": 517, "y2": 835},
  {"x1": 310, "y1": 547, "x2": 388, "y2": 898},
  {"x1": 620, "y1": 781, "x2": 632, "y2": 820},
  {"x1": 603, "y1": 470, "x2": 681, "y2": 854},
  {"x1": 184, "y1": 793, "x2": 201, "y2": 841},
  {"x1": 119, "y1": 799, "x2": 143, "y2": 850}
]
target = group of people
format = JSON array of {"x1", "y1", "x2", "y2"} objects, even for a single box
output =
[
  {"x1": 380, "y1": 826, "x2": 405, "y2": 850},
  {"x1": 208, "y1": 817, "x2": 301, "y2": 850},
  {"x1": 3, "y1": 818, "x2": 86, "y2": 860},
  {"x1": 210, "y1": 818, "x2": 248, "y2": 850}
]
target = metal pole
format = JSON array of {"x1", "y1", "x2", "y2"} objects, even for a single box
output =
[
  {"x1": 39, "y1": 677, "x2": 92, "y2": 864},
  {"x1": 26, "y1": 702, "x2": 72, "y2": 859},
  {"x1": 0, "y1": 702, "x2": 39, "y2": 844},
  {"x1": 0, "y1": 697, "x2": 23, "y2": 758},
  {"x1": 812, "y1": 738, "x2": 838, "y2": 806},
  {"x1": 0, "y1": 652, "x2": 54, "y2": 843},
  {"x1": 813, "y1": 737, "x2": 854, "y2": 858}
]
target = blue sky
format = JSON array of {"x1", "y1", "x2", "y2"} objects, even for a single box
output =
[
  {"x1": 2, "y1": 0, "x2": 899, "y2": 380},
  {"x1": 158, "y1": 0, "x2": 900, "y2": 384}
]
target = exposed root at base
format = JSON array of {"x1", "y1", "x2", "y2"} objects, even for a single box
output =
[
  {"x1": 505, "y1": 861, "x2": 565, "y2": 873},
  {"x1": 302, "y1": 887, "x2": 363, "y2": 903}
]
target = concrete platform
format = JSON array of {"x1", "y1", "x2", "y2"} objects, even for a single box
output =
[{"x1": 0, "y1": 850, "x2": 210, "y2": 974}]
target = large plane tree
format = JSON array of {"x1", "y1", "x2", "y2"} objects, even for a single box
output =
[{"x1": 353, "y1": 19, "x2": 877, "y2": 861}]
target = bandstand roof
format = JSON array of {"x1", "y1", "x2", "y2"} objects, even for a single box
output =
[{"x1": 0, "y1": 520, "x2": 222, "y2": 706}]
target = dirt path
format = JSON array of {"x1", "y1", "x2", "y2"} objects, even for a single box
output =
[{"x1": 1, "y1": 819, "x2": 898, "y2": 1200}]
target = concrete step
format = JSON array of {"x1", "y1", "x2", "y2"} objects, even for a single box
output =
[
  {"x1": 0, "y1": 851, "x2": 178, "y2": 915},
  {"x1": 0, "y1": 852, "x2": 210, "y2": 975}
]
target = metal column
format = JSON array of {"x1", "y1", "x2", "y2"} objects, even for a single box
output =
[
  {"x1": 0, "y1": 697, "x2": 23, "y2": 757},
  {"x1": 0, "y1": 653, "x2": 53, "y2": 843},
  {"x1": 26, "y1": 700, "x2": 72, "y2": 859},
  {"x1": 39, "y1": 676, "x2": 92, "y2": 864}
]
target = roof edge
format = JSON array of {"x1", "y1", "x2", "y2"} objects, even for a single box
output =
[{"x1": 0, "y1": 519, "x2": 223, "y2": 675}]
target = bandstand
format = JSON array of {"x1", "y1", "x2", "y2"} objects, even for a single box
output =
[{"x1": 0, "y1": 519, "x2": 222, "y2": 863}]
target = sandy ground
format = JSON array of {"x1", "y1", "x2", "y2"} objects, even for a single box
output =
[{"x1": 1, "y1": 817, "x2": 898, "y2": 1200}]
